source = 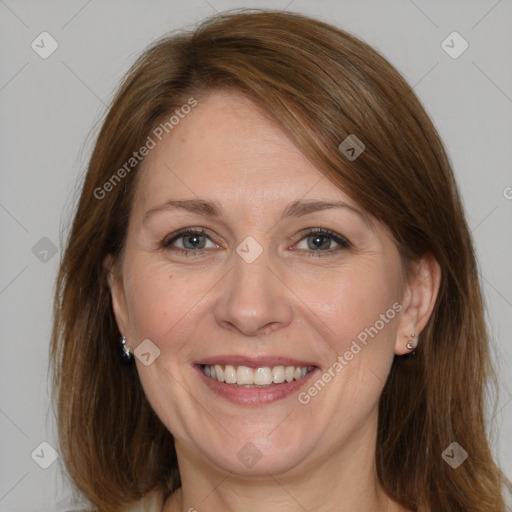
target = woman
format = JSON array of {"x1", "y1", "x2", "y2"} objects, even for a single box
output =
[{"x1": 50, "y1": 9, "x2": 511, "y2": 512}]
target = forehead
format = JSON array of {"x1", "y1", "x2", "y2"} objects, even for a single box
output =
[{"x1": 133, "y1": 89, "x2": 356, "y2": 212}]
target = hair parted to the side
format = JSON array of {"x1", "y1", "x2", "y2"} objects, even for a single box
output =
[{"x1": 50, "y1": 9, "x2": 510, "y2": 511}]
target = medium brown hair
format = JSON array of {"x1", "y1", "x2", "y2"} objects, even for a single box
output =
[{"x1": 50, "y1": 9, "x2": 510, "y2": 511}]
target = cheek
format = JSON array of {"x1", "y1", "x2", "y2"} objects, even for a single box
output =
[
  {"x1": 122, "y1": 257, "x2": 226, "y2": 361},
  {"x1": 300, "y1": 258, "x2": 403, "y2": 354},
  {"x1": 122, "y1": 260, "x2": 210, "y2": 432},
  {"x1": 123, "y1": 260, "x2": 195, "y2": 345},
  {"x1": 294, "y1": 264, "x2": 402, "y2": 427}
]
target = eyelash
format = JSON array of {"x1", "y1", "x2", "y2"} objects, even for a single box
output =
[{"x1": 161, "y1": 227, "x2": 351, "y2": 257}]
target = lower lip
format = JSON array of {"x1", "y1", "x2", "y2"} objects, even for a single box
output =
[{"x1": 195, "y1": 365, "x2": 319, "y2": 405}]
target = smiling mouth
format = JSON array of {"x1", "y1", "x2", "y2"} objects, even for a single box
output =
[{"x1": 200, "y1": 364, "x2": 316, "y2": 388}]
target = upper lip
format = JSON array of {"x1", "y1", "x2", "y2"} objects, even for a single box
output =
[{"x1": 195, "y1": 355, "x2": 318, "y2": 368}]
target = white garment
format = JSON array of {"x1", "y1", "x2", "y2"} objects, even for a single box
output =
[{"x1": 122, "y1": 490, "x2": 164, "y2": 512}]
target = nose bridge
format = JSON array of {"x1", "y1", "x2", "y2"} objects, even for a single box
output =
[
  {"x1": 232, "y1": 244, "x2": 274, "y2": 297},
  {"x1": 213, "y1": 238, "x2": 292, "y2": 336}
]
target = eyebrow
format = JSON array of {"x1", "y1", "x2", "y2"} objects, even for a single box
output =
[{"x1": 143, "y1": 198, "x2": 371, "y2": 227}]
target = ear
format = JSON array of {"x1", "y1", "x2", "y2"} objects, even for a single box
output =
[
  {"x1": 104, "y1": 254, "x2": 130, "y2": 337},
  {"x1": 394, "y1": 254, "x2": 441, "y2": 355}
]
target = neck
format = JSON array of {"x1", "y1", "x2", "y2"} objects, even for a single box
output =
[{"x1": 163, "y1": 413, "x2": 407, "y2": 512}]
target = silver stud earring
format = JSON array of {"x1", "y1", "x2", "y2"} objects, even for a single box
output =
[
  {"x1": 120, "y1": 336, "x2": 133, "y2": 361},
  {"x1": 406, "y1": 333, "x2": 417, "y2": 351}
]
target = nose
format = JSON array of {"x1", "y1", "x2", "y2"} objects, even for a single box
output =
[{"x1": 213, "y1": 245, "x2": 294, "y2": 337}]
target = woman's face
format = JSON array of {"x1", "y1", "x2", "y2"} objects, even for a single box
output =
[{"x1": 109, "y1": 90, "x2": 416, "y2": 478}]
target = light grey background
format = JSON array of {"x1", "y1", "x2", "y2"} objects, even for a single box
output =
[{"x1": 1, "y1": 0, "x2": 511, "y2": 510}]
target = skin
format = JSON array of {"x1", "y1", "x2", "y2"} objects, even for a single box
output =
[{"x1": 107, "y1": 90, "x2": 441, "y2": 512}]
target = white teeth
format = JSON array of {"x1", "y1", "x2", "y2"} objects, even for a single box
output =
[
  {"x1": 237, "y1": 365, "x2": 253, "y2": 385},
  {"x1": 214, "y1": 364, "x2": 224, "y2": 382},
  {"x1": 272, "y1": 366, "x2": 285, "y2": 384},
  {"x1": 254, "y1": 367, "x2": 272, "y2": 385},
  {"x1": 202, "y1": 364, "x2": 313, "y2": 386},
  {"x1": 224, "y1": 364, "x2": 237, "y2": 384}
]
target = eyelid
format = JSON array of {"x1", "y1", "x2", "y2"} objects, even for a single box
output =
[
  {"x1": 291, "y1": 227, "x2": 351, "y2": 253},
  {"x1": 161, "y1": 227, "x2": 351, "y2": 254},
  {"x1": 162, "y1": 227, "x2": 219, "y2": 249}
]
